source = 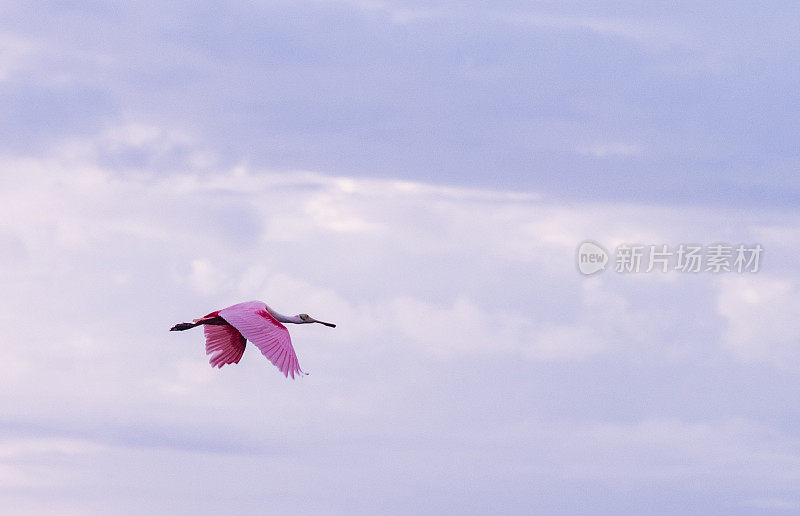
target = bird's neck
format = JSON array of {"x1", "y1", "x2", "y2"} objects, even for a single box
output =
[{"x1": 267, "y1": 307, "x2": 302, "y2": 324}]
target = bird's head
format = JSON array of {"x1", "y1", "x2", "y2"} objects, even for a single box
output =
[{"x1": 298, "y1": 313, "x2": 336, "y2": 327}]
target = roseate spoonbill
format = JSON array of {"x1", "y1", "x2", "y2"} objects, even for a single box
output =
[{"x1": 170, "y1": 301, "x2": 335, "y2": 378}]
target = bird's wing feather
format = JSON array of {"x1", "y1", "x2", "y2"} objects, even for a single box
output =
[
  {"x1": 203, "y1": 324, "x2": 246, "y2": 368},
  {"x1": 218, "y1": 301, "x2": 306, "y2": 379}
]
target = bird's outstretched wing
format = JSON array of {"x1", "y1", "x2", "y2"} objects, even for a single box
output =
[
  {"x1": 204, "y1": 324, "x2": 246, "y2": 368},
  {"x1": 218, "y1": 301, "x2": 307, "y2": 379}
]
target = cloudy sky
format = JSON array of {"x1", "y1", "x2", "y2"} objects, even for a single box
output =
[{"x1": 1, "y1": 1, "x2": 800, "y2": 514}]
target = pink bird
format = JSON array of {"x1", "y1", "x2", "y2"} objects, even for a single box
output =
[{"x1": 170, "y1": 300, "x2": 335, "y2": 378}]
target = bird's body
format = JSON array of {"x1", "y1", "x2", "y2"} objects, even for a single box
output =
[{"x1": 170, "y1": 301, "x2": 335, "y2": 378}]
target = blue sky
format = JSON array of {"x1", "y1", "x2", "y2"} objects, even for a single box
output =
[
  {"x1": 1, "y1": 2, "x2": 800, "y2": 514},
  {"x1": 4, "y1": 1, "x2": 800, "y2": 202}
]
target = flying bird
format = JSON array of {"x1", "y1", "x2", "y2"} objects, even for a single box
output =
[{"x1": 170, "y1": 300, "x2": 335, "y2": 378}]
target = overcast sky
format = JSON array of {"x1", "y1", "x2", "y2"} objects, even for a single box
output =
[{"x1": 2, "y1": 2, "x2": 800, "y2": 514}]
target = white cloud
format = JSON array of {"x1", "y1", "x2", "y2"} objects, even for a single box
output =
[
  {"x1": 745, "y1": 498, "x2": 800, "y2": 510},
  {"x1": 576, "y1": 143, "x2": 643, "y2": 158},
  {"x1": 303, "y1": 190, "x2": 381, "y2": 233},
  {"x1": 498, "y1": 12, "x2": 692, "y2": 50},
  {"x1": 329, "y1": 0, "x2": 440, "y2": 25},
  {"x1": 0, "y1": 437, "x2": 105, "y2": 460},
  {"x1": 717, "y1": 275, "x2": 800, "y2": 366},
  {"x1": 188, "y1": 258, "x2": 227, "y2": 295},
  {"x1": 0, "y1": 32, "x2": 36, "y2": 82},
  {"x1": 2, "y1": 124, "x2": 800, "y2": 512},
  {"x1": 0, "y1": 437, "x2": 108, "y2": 491}
]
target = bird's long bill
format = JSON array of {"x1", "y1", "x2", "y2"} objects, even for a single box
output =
[{"x1": 312, "y1": 318, "x2": 336, "y2": 328}]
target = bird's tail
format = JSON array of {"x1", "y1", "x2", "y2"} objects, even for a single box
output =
[{"x1": 170, "y1": 322, "x2": 197, "y2": 331}]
